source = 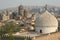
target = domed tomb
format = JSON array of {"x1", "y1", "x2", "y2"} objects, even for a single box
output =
[{"x1": 35, "y1": 10, "x2": 58, "y2": 34}]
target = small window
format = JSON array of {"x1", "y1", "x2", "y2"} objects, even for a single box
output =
[{"x1": 40, "y1": 30, "x2": 42, "y2": 33}]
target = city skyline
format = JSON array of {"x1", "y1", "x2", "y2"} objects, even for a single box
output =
[{"x1": 0, "y1": 0, "x2": 60, "y2": 9}]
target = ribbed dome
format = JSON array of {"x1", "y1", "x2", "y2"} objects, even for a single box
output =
[{"x1": 35, "y1": 10, "x2": 58, "y2": 27}]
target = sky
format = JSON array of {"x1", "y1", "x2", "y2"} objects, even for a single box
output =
[{"x1": 0, "y1": 0, "x2": 60, "y2": 9}]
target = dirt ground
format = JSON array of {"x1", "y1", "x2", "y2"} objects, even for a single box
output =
[{"x1": 33, "y1": 32, "x2": 60, "y2": 40}]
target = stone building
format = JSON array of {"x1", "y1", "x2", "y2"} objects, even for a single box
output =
[
  {"x1": 3, "y1": 15, "x2": 9, "y2": 21},
  {"x1": 35, "y1": 10, "x2": 58, "y2": 34}
]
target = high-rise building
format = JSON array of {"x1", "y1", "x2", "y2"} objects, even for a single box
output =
[
  {"x1": 18, "y1": 5, "x2": 25, "y2": 16},
  {"x1": 18, "y1": 5, "x2": 27, "y2": 20}
]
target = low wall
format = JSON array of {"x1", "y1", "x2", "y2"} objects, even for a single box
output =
[{"x1": 1, "y1": 35, "x2": 31, "y2": 40}]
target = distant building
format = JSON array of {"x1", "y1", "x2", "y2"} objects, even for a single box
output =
[
  {"x1": 18, "y1": 5, "x2": 27, "y2": 20},
  {"x1": 10, "y1": 12, "x2": 17, "y2": 19},
  {"x1": 2, "y1": 10, "x2": 13, "y2": 21},
  {"x1": 0, "y1": 14, "x2": 3, "y2": 21},
  {"x1": 3, "y1": 14, "x2": 9, "y2": 21},
  {"x1": 18, "y1": 5, "x2": 25, "y2": 16}
]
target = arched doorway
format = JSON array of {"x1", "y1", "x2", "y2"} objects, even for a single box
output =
[{"x1": 40, "y1": 29, "x2": 42, "y2": 33}]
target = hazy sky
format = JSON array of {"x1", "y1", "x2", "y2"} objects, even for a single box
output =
[{"x1": 0, "y1": 0, "x2": 60, "y2": 9}]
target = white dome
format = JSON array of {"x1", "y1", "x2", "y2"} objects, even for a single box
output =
[
  {"x1": 35, "y1": 10, "x2": 58, "y2": 27},
  {"x1": 35, "y1": 10, "x2": 58, "y2": 34}
]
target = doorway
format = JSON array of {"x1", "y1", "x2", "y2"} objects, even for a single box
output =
[{"x1": 40, "y1": 29, "x2": 42, "y2": 33}]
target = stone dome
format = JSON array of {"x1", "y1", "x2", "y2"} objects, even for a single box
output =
[{"x1": 35, "y1": 10, "x2": 58, "y2": 27}]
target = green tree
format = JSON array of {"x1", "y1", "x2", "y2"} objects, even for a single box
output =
[
  {"x1": 9, "y1": 32, "x2": 14, "y2": 40},
  {"x1": 0, "y1": 22, "x2": 20, "y2": 40},
  {"x1": 24, "y1": 37, "x2": 29, "y2": 40},
  {"x1": 0, "y1": 22, "x2": 20, "y2": 34}
]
